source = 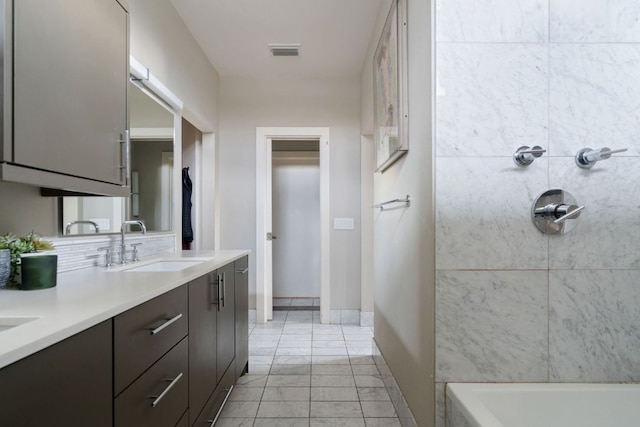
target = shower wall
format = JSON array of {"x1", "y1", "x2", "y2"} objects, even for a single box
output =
[{"x1": 434, "y1": 1, "x2": 640, "y2": 425}]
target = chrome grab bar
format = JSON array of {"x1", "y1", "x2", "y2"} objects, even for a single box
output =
[{"x1": 373, "y1": 194, "x2": 411, "y2": 211}]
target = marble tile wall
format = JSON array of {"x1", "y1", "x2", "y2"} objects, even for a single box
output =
[{"x1": 435, "y1": 0, "x2": 640, "y2": 426}]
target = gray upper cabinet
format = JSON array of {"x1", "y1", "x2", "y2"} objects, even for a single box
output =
[{"x1": 0, "y1": 0, "x2": 130, "y2": 196}]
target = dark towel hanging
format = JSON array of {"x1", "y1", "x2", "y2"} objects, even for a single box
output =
[{"x1": 182, "y1": 167, "x2": 193, "y2": 249}]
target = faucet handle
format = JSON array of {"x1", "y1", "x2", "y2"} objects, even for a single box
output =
[
  {"x1": 130, "y1": 243, "x2": 143, "y2": 263},
  {"x1": 98, "y1": 247, "x2": 114, "y2": 268},
  {"x1": 575, "y1": 147, "x2": 627, "y2": 168}
]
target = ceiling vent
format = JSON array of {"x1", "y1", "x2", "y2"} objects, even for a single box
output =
[{"x1": 268, "y1": 43, "x2": 301, "y2": 57}]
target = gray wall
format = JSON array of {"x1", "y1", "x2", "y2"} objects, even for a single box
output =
[
  {"x1": 434, "y1": 1, "x2": 640, "y2": 426},
  {"x1": 130, "y1": 0, "x2": 219, "y2": 133},
  {"x1": 362, "y1": 0, "x2": 436, "y2": 426},
  {"x1": 218, "y1": 75, "x2": 362, "y2": 311}
]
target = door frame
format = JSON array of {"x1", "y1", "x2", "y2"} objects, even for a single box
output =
[{"x1": 256, "y1": 127, "x2": 330, "y2": 324}]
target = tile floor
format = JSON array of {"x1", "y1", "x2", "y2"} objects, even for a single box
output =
[{"x1": 217, "y1": 310, "x2": 401, "y2": 426}]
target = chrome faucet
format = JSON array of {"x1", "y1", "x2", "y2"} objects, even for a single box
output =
[
  {"x1": 65, "y1": 220, "x2": 100, "y2": 235},
  {"x1": 120, "y1": 220, "x2": 146, "y2": 264}
]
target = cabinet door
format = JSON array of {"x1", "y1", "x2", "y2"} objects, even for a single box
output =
[
  {"x1": 217, "y1": 262, "x2": 236, "y2": 382},
  {"x1": 12, "y1": 0, "x2": 128, "y2": 185},
  {"x1": 188, "y1": 272, "x2": 218, "y2": 424},
  {"x1": 235, "y1": 255, "x2": 249, "y2": 379},
  {"x1": 0, "y1": 320, "x2": 112, "y2": 427}
]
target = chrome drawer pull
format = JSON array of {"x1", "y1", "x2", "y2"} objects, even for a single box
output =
[
  {"x1": 207, "y1": 385, "x2": 234, "y2": 426},
  {"x1": 150, "y1": 372, "x2": 183, "y2": 408},
  {"x1": 236, "y1": 268, "x2": 249, "y2": 274},
  {"x1": 149, "y1": 313, "x2": 183, "y2": 335}
]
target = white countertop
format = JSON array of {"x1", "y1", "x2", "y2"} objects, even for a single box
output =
[{"x1": 0, "y1": 250, "x2": 249, "y2": 369}]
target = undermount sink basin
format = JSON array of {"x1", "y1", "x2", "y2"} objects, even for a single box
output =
[
  {"x1": 0, "y1": 316, "x2": 40, "y2": 333},
  {"x1": 123, "y1": 260, "x2": 205, "y2": 273}
]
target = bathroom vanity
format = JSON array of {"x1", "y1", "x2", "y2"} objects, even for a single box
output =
[{"x1": 0, "y1": 250, "x2": 249, "y2": 427}]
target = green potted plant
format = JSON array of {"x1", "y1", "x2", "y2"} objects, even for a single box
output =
[
  {"x1": 0, "y1": 232, "x2": 55, "y2": 290},
  {"x1": 0, "y1": 238, "x2": 10, "y2": 288}
]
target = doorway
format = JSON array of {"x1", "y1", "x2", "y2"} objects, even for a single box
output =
[
  {"x1": 256, "y1": 127, "x2": 330, "y2": 324},
  {"x1": 271, "y1": 142, "x2": 320, "y2": 311}
]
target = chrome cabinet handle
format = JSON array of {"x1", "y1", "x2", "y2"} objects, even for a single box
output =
[
  {"x1": 148, "y1": 313, "x2": 183, "y2": 335},
  {"x1": 236, "y1": 268, "x2": 249, "y2": 274},
  {"x1": 216, "y1": 274, "x2": 222, "y2": 312},
  {"x1": 207, "y1": 385, "x2": 234, "y2": 426},
  {"x1": 150, "y1": 372, "x2": 183, "y2": 408},
  {"x1": 553, "y1": 205, "x2": 585, "y2": 224},
  {"x1": 119, "y1": 130, "x2": 131, "y2": 184},
  {"x1": 221, "y1": 272, "x2": 226, "y2": 308}
]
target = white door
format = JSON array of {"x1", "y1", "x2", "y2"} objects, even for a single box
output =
[
  {"x1": 272, "y1": 153, "x2": 320, "y2": 298},
  {"x1": 256, "y1": 127, "x2": 331, "y2": 324}
]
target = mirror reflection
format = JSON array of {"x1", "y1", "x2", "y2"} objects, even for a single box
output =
[{"x1": 60, "y1": 81, "x2": 175, "y2": 235}]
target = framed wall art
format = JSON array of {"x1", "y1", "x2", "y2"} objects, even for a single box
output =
[{"x1": 373, "y1": 0, "x2": 408, "y2": 172}]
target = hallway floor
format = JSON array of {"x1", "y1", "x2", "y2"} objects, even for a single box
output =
[{"x1": 217, "y1": 310, "x2": 400, "y2": 426}]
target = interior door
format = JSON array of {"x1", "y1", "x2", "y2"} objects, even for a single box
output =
[{"x1": 265, "y1": 138, "x2": 274, "y2": 320}]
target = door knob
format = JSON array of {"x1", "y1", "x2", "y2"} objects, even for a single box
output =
[{"x1": 266, "y1": 232, "x2": 277, "y2": 241}]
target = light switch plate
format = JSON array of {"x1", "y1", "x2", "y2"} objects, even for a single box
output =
[{"x1": 333, "y1": 218, "x2": 354, "y2": 230}]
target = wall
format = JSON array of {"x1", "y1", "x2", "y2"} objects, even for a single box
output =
[
  {"x1": 272, "y1": 155, "x2": 320, "y2": 298},
  {"x1": 0, "y1": 182, "x2": 57, "y2": 236},
  {"x1": 434, "y1": 1, "x2": 640, "y2": 426},
  {"x1": 129, "y1": 0, "x2": 219, "y2": 133},
  {"x1": 363, "y1": 0, "x2": 435, "y2": 425},
  {"x1": 218, "y1": 76, "x2": 362, "y2": 311}
]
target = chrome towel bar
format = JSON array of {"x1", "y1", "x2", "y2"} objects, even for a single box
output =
[{"x1": 373, "y1": 195, "x2": 411, "y2": 211}]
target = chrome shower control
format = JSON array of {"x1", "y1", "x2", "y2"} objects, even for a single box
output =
[
  {"x1": 513, "y1": 145, "x2": 546, "y2": 167},
  {"x1": 531, "y1": 189, "x2": 584, "y2": 235},
  {"x1": 575, "y1": 147, "x2": 627, "y2": 169}
]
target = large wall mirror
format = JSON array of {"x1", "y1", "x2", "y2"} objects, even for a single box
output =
[{"x1": 60, "y1": 80, "x2": 176, "y2": 235}]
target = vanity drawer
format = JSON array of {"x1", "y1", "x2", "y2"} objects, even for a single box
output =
[
  {"x1": 115, "y1": 337, "x2": 188, "y2": 427},
  {"x1": 192, "y1": 360, "x2": 235, "y2": 426},
  {"x1": 114, "y1": 285, "x2": 188, "y2": 395}
]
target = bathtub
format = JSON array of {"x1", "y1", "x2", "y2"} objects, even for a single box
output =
[{"x1": 446, "y1": 383, "x2": 640, "y2": 427}]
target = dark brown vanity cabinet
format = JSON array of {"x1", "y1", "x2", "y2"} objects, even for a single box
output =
[
  {"x1": 188, "y1": 272, "x2": 219, "y2": 423},
  {"x1": 0, "y1": 256, "x2": 249, "y2": 427},
  {"x1": 0, "y1": 320, "x2": 113, "y2": 427},
  {"x1": 235, "y1": 255, "x2": 249, "y2": 379},
  {"x1": 114, "y1": 286, "x2": 189, "y2": 427},
  {"x1": 216, "y1": 261, "x2": 236, "y2": 383},
  {"x1": 188, "y1": 261, "x2": 240, "y2": 425}
]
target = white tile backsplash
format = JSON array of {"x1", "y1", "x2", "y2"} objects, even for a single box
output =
[
  {"x1": 550, "y1": 0, "x2": 640, "y2": 42},
  {"x1": 436, "y1": 0, "x2": 548, "y2": 42},
  {"x1": 549, "y1": 44, "x2": 640, "y2": 157},
  {"x1": 436, "y1": 157, "x2": 548, "y2": 270},
  {"x1": 436, "y1": 44, "x2": 548, "y2": 157},
  {"x1": 50, "y1": 234, "x2": 175, "y2": 273},
  {"x1": 550, "y1": 270, "x2": 640, "y2": 382},
  {"x1": 549, "y1": 158, "x2": 640, "y2": 269},
  {"x1": 436, "y1": 270, "x2": 549, "y2": 382},
  {"x1": 435, "y1": 0, "x2": 640, "y2": 425}
]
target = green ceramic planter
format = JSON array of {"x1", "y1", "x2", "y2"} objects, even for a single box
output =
[{"x1": 20, "y1": 254, "x2": 57, "y2": 290}]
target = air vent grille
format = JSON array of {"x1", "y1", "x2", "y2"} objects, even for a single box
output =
[{"x1": 269, "y1": 44, "x2": 301, "y2": 57}]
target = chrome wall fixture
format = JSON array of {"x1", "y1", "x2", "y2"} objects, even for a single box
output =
[
  {"x1": 513, "y1": 146, "x2": 546, "y2": 167},
  {"x1": 575, "y1": 147, "x2": 627, "y2": 169},
  {"x1": 373, "y1": 195, "x2": 411, "y2": 211},
  {"x1": 531, "y1": 189, "x2": 584, "y2": 234}
]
